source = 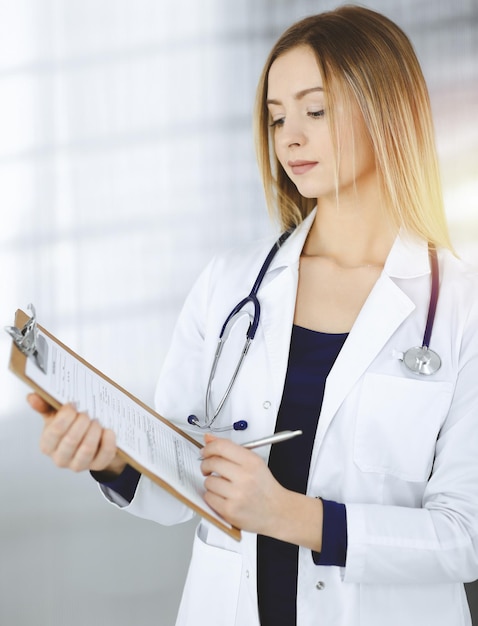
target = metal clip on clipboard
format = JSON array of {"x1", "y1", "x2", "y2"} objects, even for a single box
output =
[{"x1": 4, "y1": 304, "x2": 48, "y2": 374}]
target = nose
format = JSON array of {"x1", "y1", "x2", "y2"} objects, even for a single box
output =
[{"x1": 278, "y1": 117, "x2": 306, "y2": 149}]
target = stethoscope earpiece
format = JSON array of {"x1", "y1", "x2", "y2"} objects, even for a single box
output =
[{"x1": 187, "y1": 414, "x2": 248, "y2": 431}]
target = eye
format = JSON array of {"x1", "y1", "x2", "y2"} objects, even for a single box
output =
[
  {"x1": 308, "y1": 109, "x2": 325, "y2": 119},
  {"x1": 269, "y1": 117, "x2": 285, "y2": 128}
]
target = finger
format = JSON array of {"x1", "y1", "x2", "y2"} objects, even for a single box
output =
[
  {"x1": 201, "y1": 455, "x2": 240, "y2": 481},
  {"x1": 199, "y1": 432, "x2": 218, "y2": 458},
  {"x1": 39, "y1": 404, "x2": 78, "y2": 455},
  {"x1": 201, "y1": 437, "x2": 235, "y2": 460},
  {"x1": 201, "y1": 437, "x2": 251, "y2": 465},
  {"x1": 203, "y1": 490, "x2": 228, "y2": 517},
  {"x1": 89, "y1": 429, "x2": 118, "y2": 472},
  {"x1": 68, "y1": 419, "x2": 104, "y2": 472},
  {"x1": 50, "y1": 412, "x2": 91, "y2": 468},
  {"x1": 204, "y1": 433, "x2": 218, "y2": 444},
  {"x1": 204, "y1": 473, "x2": 235, "y2": 498},
  {"x1": 27, "y1": 393, "x2": 57, "y2": 417}
]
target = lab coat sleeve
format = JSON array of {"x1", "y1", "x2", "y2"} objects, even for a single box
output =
[
  {"x1": 153, "y1": 258, "x2": 215, "y2": 432},
  {"x1": 100, "y1": 258, "x2": 216, "y2": 526},
  {"x1": 345, "y1": 285, "x2": 478, "y2": 585}
]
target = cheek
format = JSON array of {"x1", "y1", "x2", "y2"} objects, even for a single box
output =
[
  {"x1": 272, "y1": 134, "x2": 282, "y2": 158},
  {"x1": 351, "y1": 135, "x2": 376, "y2": 176},
  {"x1": 349, "y1": 115, "x2": 375, "y2": 168},
  {"x1": 273, "y1": 138, "x2": 287, "y2": 170}
]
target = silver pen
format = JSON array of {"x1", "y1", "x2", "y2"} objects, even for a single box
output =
[
  {"x1": 241, "y1": 429, "x2": 303, "y2": 449},
  {"x1": 198, "y1": 429, "x2": 303, "y2": 459}
]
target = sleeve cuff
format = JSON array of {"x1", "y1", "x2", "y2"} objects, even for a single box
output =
[
  {"x1": 312, "y1": 499, "x2": 348, "y2": 567},
  {"x1": 90, "y1": 464, "x2": 141, "y2": 504}
]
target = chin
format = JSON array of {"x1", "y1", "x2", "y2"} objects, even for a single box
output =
[{"x1": 294, "y1": 183, "x2": 330, "y2": 200}]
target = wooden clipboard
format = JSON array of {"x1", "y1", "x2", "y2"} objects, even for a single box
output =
[{"x1": 7, "y1": 308, "x2": 241, "y2": 541}]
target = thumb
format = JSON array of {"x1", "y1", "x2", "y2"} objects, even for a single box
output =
[{"x1": 27, "y1": 393, "x2": 56, "y2": 417}]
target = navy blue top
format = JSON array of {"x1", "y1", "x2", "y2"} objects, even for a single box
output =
[
  {"x1": 257, "y1": 324, "x2": 347, "y2": 626},
  {"x1": 94, "y1": 324, "x2": 348, "y2": 625}
]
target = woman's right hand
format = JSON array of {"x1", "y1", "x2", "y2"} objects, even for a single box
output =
[{"x1": 28, "y1": 393, "x2": 126, "y2": 476}]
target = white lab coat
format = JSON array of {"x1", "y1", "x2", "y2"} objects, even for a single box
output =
[{"x1": 104, "y1": 210, "x2": 478, "y2": 626}]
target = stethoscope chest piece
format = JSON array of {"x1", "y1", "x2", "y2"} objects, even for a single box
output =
[{"x1": 402, "y1": 346, "x2": 441, "y2": 376}]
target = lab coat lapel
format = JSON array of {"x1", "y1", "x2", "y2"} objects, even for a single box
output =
[
  {"x1": 257, "y1": 212, "x2": 316, "y2": 409},
  {"x1": 313, "y1": 233, "x2": 431, "y2": 454},
  {"x1": 258, "y1": 265, "x2": 298, "y2": 407}
]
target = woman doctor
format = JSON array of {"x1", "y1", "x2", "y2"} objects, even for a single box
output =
[{"x1": 29, "y1": 6, "x2": 478, "y2": 626}]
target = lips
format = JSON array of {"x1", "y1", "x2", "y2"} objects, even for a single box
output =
[{"x1": 287, "y1": 160, "x2": 318, "y2": 175}]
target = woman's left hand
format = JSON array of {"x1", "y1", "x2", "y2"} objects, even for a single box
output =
[{"x1": 200, "y1": 433, "x2": 287, "y2": 537}]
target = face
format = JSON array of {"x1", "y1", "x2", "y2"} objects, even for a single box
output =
[{"x1": 266, "y1": 46, "x2": 376, "y2": 204}]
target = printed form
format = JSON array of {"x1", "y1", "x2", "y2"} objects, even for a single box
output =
[{"x1": 25, "y1": 330, "x2": 230, "y2": 529}]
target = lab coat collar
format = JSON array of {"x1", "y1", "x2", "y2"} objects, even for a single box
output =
[
  {"x1": 266, "y1": 208, "x2": 431, "y2": 280},
  {"x1": 384, "y1": 230, "x2": 431, "y2": 279},
  {"x1": 266, "y1": 209, "x2": 317, "y2": 273}
]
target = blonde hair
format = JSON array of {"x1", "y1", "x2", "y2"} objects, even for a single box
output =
[{"x1": 254, "y1": 5, "x2": 453, "y2": 250}]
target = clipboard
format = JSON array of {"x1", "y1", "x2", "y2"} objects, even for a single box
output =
[{"x1": 6, "y1": 306, "x2": 241, "y2": 541}]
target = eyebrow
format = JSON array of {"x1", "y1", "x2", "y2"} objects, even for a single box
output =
[{"x1": 266, "y1": 86, "x2": 324, "y2": 106}]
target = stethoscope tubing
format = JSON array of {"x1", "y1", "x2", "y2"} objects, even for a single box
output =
[
  {"x1": 219, "y1": 230, "x2": 293, "y2": 342},
  {"x1": 188, "y1": 231, "x2": 293, "y2": 431},
  {"x1": 189, "y1": 233, "x2": 441, "y2": 431},
  {"x1": 423, "y1": 245, "x2": 439, "y2": 349}
]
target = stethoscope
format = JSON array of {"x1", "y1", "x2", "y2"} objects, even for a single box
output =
[{"x1": 187, "y1": 232, "x2": 441, "y2": 432}]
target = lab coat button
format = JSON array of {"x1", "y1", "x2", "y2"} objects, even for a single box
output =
[
  {"x1": 245, "y1": 570, "x2": 250, "y2": 578},
  {"x1": 263, "y1": 401, "x2": 271, "y2": 409},
  {"x1": 316, "y1": 581, "x2": 325, "y2": 590}
]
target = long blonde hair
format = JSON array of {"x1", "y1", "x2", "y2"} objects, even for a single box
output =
[{"x1": 254, "y1": 5, "x2": 453, "y2": 250}]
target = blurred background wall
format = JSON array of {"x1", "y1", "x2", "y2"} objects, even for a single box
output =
[{"x1": 0, "y1": 1, "x2": 476, "y2": 624}]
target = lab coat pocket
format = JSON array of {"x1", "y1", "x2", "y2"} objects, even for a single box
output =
[
  {"x1": 175, "y1": 524, "x2": 243, "y2": 626},
  {"x1": 354, "y1": 373, "x2": 453, "y2": 482}
]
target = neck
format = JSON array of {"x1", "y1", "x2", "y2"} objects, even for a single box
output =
[{"x1": 303, "y1": 190, "x2": 397, "y2": 268}]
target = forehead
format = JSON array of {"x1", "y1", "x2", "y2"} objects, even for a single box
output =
[{"x1": 267, "y1": 46, "x2": 324, "y2": 97}]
